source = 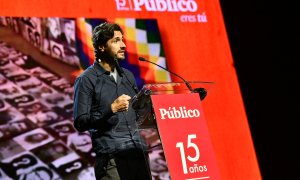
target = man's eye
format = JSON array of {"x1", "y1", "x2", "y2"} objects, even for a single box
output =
[{"x1": 114, "y1": 38, "x2": 123, "y2": 43}]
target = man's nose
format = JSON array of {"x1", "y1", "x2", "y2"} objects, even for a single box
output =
[{"x1": 121, "y1": 41, "x2": 126, "y2": 48}]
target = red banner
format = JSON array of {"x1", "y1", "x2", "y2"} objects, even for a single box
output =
[{"x1": 151, "y1": 93, "x2": 220, "y2": 180}]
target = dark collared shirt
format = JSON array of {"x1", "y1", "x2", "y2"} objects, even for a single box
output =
[{"x1": 73, "y1": 61, "x2": 147, "y2": 155}]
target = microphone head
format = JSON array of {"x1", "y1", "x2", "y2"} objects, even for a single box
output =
[
  {"x1": 193, "y1": 88, "x2": 207, "y2": 100},
  {"x1": 138, "y1": 57, "x2": 146, "y2": 61}
]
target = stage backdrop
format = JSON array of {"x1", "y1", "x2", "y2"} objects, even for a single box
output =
[{"x1": 0, "y1": 0, "x2": 261, "y2": 180}]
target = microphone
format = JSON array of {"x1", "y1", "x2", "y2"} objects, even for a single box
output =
[
  {"x1": 138, "y1": 57, "x2": 192, "y2": 91},
  {"x1": 138, "y1": 57, "x2": 207, "y2": 100},
  {"x1": 114, "y1": 56, "x2": 124, "y2": 77}
]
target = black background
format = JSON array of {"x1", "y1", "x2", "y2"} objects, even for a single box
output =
[{"x1": 219, "y1": 1, "x2": 291, "y2": 179}]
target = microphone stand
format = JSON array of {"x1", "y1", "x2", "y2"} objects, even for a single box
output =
[
  {"x1": 138, "y1": 57, "x2": 207, "y2": 100},
  {"x1": 138, "y1": 57, "x2": 193, "y2": 92}
]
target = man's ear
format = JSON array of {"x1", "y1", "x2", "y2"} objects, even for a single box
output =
[{"x1": 99, "y1": 45, "x2": 105, "y2": 52}]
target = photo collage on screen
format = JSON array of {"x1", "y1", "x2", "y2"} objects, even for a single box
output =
[
  {"x1": 0, "y1": 17, "x2": 171, "y2": 180},
  {"x1": 0, "y1": 41, "x2": 95, "y2": 179}
]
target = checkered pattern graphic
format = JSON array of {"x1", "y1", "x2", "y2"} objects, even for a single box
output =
[
  {"x1": 75, "y1": 18, "x2": 106, "y2": 70},
  {"x1": 116, "y1": 18, "x2": 171, "y2": 88},
  {"x1": 76, "y1": 18, "x2": 171, "y2": 89}
]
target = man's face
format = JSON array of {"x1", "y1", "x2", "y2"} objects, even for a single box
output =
[
  {"x1": 9, "y1": 121, "x2": 27, "y2": 132},
  {"x1": 64, "y1": 21, "x2": 75, "y2": 41},
  {"x1": 104, "y1": 31, "x2": 126, "y2": 60},
  {"x1": 72, "y1": 133, "x2": 92, "y2": 153},
  {"x1": 47, "y1": 18, "x2": 60, "y2": 38},
  {"x1": 36, "y1": 111, "x2": 58, "y2": 122},
  {"x1": 21, "y1": 168, "x2": 52, "y2": 180}
]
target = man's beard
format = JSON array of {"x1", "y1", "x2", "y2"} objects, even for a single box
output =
[{"x1": 99, "y1": 52, "x2": 115, "y2": 64}]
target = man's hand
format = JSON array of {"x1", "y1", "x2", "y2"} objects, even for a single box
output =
[{"x1": 111, "y1": 94, "x2": 131, "y2": 113}]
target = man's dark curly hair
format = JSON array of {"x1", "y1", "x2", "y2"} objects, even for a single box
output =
[{"x1": 92, "y1": 22, "x2": 124, "y2": 60}]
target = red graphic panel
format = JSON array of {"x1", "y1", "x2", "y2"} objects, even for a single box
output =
[{"x1": 151, "y1": 93, "x2": 221, "y2": 180}]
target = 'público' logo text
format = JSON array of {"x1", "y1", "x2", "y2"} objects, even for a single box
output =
[
  {"x1": 159, "y1": 106, "x2": 200, "y2": 119},
  {"x1": 115, "y1": 0, "x2": 198, "y2": 12},
  {"x1": 115, "y1": 0, "x2": 207, "y2": 23}
]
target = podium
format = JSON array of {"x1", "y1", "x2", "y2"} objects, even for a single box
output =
[
  {"x1": 133, "y1": 82, "x2": 221, "y2": 180},
  {"x1": 133, "y1": 81, "x2": 212, "y2": 129}
]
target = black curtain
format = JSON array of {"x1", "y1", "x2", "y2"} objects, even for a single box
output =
[{"x1": 219, "y1": 1, "x2": 291, "y2": 179}]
